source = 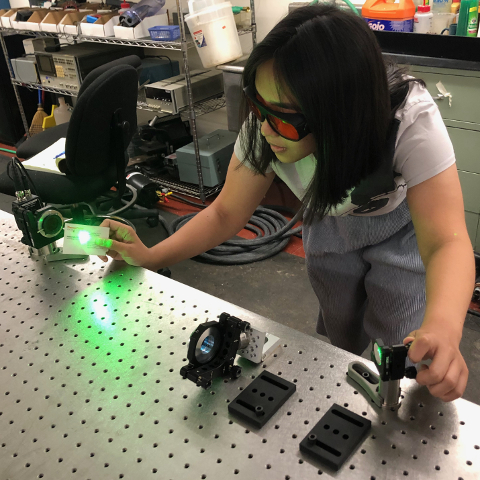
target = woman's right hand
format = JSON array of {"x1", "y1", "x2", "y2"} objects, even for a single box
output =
[{"x1": 95, "y1": 219, "x2": 152, "y2": 268}]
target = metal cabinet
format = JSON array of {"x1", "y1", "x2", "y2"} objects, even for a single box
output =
[{"x1": 408, "y1": 65, "x2": 480, "y2": 251}]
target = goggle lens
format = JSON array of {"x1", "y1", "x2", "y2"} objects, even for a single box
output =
[
  {"x1": 246, "y1": 97, "x2": 301, "y2": 141},
  {"x1": 269, "y1": 116, "x2": 300, "y2": 141}
]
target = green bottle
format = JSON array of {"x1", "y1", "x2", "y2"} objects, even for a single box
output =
[
  {"x1": 467, "y1": 0, "x2": 479, "y2": 36},
  {"x1": 457, "y1": 0, "x2": 471, "y2": 35}
]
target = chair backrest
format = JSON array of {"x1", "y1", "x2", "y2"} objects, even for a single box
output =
[
  {"x1": 77, "y1": 55, "x2": 142, "y2": 99},
  {"x1": 64, "y1": 63, "x2": 139, "y2": 178}
]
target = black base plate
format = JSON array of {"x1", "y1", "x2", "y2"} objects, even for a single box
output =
[
  {"x1": 299, "y1": 403, "x2": 371, "y2": 471},
  {"x1": 228, "y1": 371, "x2": 296, "y2": 428}
]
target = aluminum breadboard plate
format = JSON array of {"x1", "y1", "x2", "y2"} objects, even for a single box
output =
[{"x1": 0, "y1": 210, "x2": 480, "y2": 480}]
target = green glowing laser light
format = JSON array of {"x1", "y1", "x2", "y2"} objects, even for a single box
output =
[
  {"x1": 374, "y1": 343, "x2": 382, "y2": 366},
  {"x1": 78, "y1": 231, "x2": 91, "y2": 245}
]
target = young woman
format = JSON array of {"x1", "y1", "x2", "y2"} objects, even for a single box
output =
[{"x1": 97, "y1": 5, "x2": 474, "y2": 402}]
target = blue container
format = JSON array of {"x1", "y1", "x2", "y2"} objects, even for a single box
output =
[
  {"x1": 148, "y1": 25, "x2": 181, "y2": 41},
  {"x1": 364, "y1": 17, "x2": 414, "y2": 31}
]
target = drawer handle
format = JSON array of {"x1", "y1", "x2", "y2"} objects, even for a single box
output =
[{"x1": 433, "y1": 81, "x2": 452, "y2": 107}]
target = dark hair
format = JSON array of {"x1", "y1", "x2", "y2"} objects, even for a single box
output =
[{"x1": 240, "y1": 5, "x2": 424, "y2": 222}]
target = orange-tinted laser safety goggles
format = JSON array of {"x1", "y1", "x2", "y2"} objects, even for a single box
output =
[{"x1": 244, "y1": 85, "x2": 310, "y2": 142}]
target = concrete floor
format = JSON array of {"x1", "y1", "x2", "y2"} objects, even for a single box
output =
[{"x1": 1, "y1": 193, "x2": 479, "y2": 406}]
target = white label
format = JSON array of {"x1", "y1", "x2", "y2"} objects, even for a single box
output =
[
  {"x1": 63, "y1": 223, "x2": 109, "y2": 256},
  {"x1": 193, "y1": 29, "x2": 207, "y2": 48}
]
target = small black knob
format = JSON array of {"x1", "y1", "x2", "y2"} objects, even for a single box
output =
[
  {"x1": 405, "y1": 366, "x2": 417, "y2": 379},
  {"x1": 230, "y1": 366, "x2": 242, "y2": 379},
  {"x1": 255, "y1": 405, "x2": 264, "y2": 417}
]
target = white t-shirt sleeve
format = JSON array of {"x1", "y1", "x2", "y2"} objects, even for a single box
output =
[
  {"x1": 394, "y1": 87, "x2": 456, "y2": 189},
  {"x1": 233, "y1": 120, "x2": 274, "y2": 173}
]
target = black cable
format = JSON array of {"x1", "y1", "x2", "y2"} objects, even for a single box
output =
[
  {"x1": 14, "y1": 157, "x2": 41, "y2": 198},
  {"x1": 166, "y1": 206, "x2": 303, "y2": 265},
  {"x1": 7, "y1": 159, "x2": 23, "y2": 192},
  {"x1": 125, "y1": 177, "x2": 303, "y2": 264},
  {"x1": 14, "y1": 157, "x2": 30, "y2": 191},
  {"x1": 170, "y1": 193, "x2": 207, "y2": 209}
]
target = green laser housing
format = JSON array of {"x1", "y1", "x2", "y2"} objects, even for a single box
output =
[
  {"x1": 12, "y1": 196, "x2": 64, "y2": 249},
  {"x1": 371, "y1": 339, "x2": 411, "y2": 382}
]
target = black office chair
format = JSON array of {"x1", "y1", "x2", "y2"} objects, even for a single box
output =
[
  {"x1": 0, "y1": 55, "x2": 161, "y2": 225},
  {"x1": 15, "y1": 55, "x2": 141, "y2": 162}
]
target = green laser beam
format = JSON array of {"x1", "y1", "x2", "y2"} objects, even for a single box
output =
[{"x1": 78, "y1": 231, "x2": 91, "y2": 245}]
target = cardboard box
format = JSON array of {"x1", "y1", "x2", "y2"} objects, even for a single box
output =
[
  {"x1": 1, "y1": 9, "x2": 19, "y2": 28},
  {"x1": 114, "y1": 13, "x2": 168, "y2": 40},
  {"x1": 81, "y1": 13, "x2": 119, "y2": 37},
  {"x1": 40, "y1": 11, "x2": 67, "y2": 33},
  {"x1": 14, "y1": 9, "x2": 49, "y2": 31},
  {"x1": 58, "y1": 11, "x2": 92, "y2": 35}
]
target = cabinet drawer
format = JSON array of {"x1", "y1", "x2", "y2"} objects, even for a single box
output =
[
  {"x1": 458, "y1": 170, "x2": 480, "y2": 214},
  {"x1": 465, "y1": 211, "x2": 479, "y2": 248},
  {"x1": 448, "y1": 127, "x2": 480, "y2": 174},
  {"x1": 411, "y1": 71, "x2": 480, "y2": 125}
]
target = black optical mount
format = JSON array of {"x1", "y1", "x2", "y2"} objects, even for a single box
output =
[
  {"x1": 372, "y1": 339, "x2": 418, "y2": 382},
  {"x1": 9, "y1": 158, "x2": 64, "y2": 250},
  {"x1": 9, "y1": 158, "x2": 86, "y2": 264},
  {"x1": 180, "y1": 313, "x2": 251, "y2": 389},
  {"x1": 12, "y1": 194, "x2": 64, "y2": 250},
  {"x1": 347, "y1": 338, "x2": 417, "y2": 410}
]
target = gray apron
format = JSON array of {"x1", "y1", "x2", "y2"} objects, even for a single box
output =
[{"x1": 303, "y1": 197, "x2": 426, "y2": 356}]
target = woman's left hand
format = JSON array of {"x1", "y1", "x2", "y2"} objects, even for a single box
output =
[{"x1": 403, "y1": 328, "x2": 468, "y2": 402}]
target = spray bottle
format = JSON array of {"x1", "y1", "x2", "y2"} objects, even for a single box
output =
[{"x1": 119, "y1": 0, "x2": 166, "y2": 27}]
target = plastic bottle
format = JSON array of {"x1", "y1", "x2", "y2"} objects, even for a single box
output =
[
  {"x1": 414, "y1": 4, "x2": 434, "y2": 32},
  {"x1": 119, "y1": 2, "x2": 131, "y2": 14},
  {"x1": 467, "y1": 0, "x2": 478, "y2": 36},
  {"x1": 457, "y1": 0, "x2": 472, "y2": 34},
  {"x1": 449, "y1": 1, "x2": 460, "y2": 25},
  {"x1": 53, "y1": 97, "x2": 71, "y2": 125},
  {"x1": 362, "y1": 0, "x2": 416, "y2": 32},
  {"x1": 119, "y1": 0, "x2": 166, "y2": 28}
]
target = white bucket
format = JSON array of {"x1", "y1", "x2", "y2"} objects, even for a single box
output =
[{"x1": 185, "y1": 1, "x2": 243, "y2": 68}]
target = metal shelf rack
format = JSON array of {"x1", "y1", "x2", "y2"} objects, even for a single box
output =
[
  {"x1": 11, "y1": 79, "x2": 227, "y2": 120},
  {"x1": 0, "y1": 1, "x2": 256, "y2": 201},
  {"x1": 11, "y1": 78, "x2": 79, "y2": 96},
  {"x1": 137, "y1": 93, "x2": 226, "y2": 120}
]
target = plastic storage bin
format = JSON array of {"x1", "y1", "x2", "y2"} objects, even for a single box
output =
[
  {"x1": 148, "y1": 25, "x2": 180, "y2": 41},
  {"x1": 185, "y1": 0, "x2": 242, "y2": 68}
]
